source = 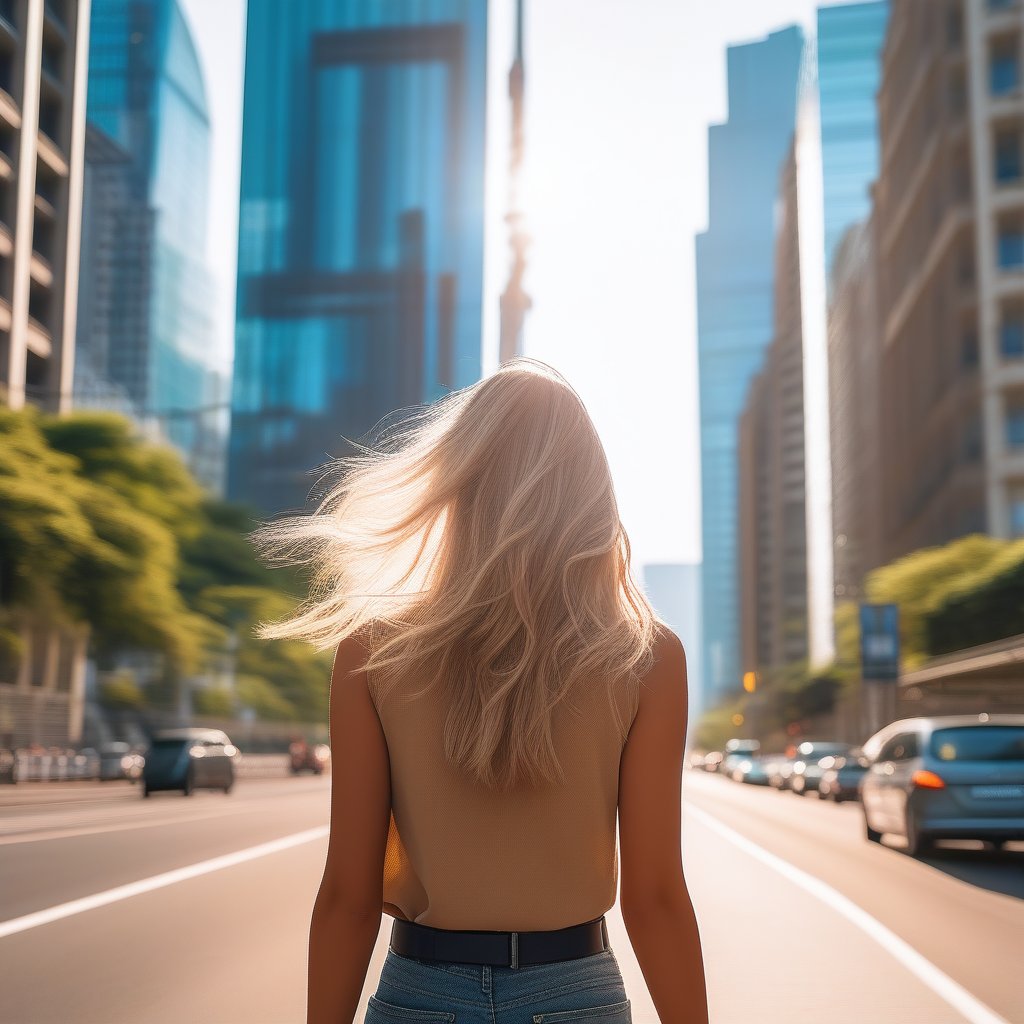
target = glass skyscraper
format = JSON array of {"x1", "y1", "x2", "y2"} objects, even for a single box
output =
[
  {"x1": 81, "y1": 0, "x2": 222, "y2": 492},
  {"x1": 695, "y1": 26, "x2": 804, "y2": 707},
  {"x1": 817, "y1": 1, "x2": 889, "y2": 288},
  {"x1": 229, "y1": 0, "x2": 488, "y2": 516}
]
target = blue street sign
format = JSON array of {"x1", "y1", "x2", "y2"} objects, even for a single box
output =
[{"x1": 860, "y1": 603, "x2": 900, "y2": 682}]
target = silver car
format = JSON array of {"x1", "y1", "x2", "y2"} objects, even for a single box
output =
[{"x1": 860, "y1": 714, "x2": 1024, "y2": 856}]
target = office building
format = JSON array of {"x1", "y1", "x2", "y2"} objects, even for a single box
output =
[
  {"x1": 695, "y1": 26, "x2": 804, "y2": 706},
  {"x1": 641, "y1": 563, "x2": 704, "y2": 727},
  {"x1": 738, "y1": 144, "x2": 809, "y2": 678},
  {"x1": 79, "y1": 0, "x2": 224, "y2": 493},
  {"x1": 0, "y1": 0, "x2": 90, "y2": 412},
  {"x1": 73, "y1": 123, "x2": 147, "y2": 420},
  {"x1": 0, "y1": 0, "x2": 91, "y2": 748},
  {"x1": 817, "y1": 1, "x2": 889, "y2": 288},
  {"x1": 229, "y1": 1, "x2": 488, "y2": 516},
  {"x1": 827, "y1": 217, "x2": 883, "y2": 599},
  {"x1": 873, "y1": 0, "x2": 1024, "y2": 559}
]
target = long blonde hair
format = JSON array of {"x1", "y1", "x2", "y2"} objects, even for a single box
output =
[{"x1": 249, "y1": 357, "x2": 658, "y2": 791}]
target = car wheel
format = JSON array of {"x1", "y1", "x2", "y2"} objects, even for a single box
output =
[
  {"x1": 864, "y1": 812, "x2": 882, "y2": 844},
  {"x1": 182, "y1": 770, "x2": 194, "y2": 797},
  {"x1": 903, "y1": 811, "x2": 932, "y2": 857},
  {"x1": 142, "y1": 782, "x2": 151, "y2": 799}
]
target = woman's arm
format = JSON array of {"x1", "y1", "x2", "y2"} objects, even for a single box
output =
[
  {"x1": 307, "y1": 631, "x2": 392, "y2": 1024},
  {"x1": 618, "y1": 626, "x2": 709, "y2": 1024}
]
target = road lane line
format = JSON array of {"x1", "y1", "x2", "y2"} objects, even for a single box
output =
[
  {"x1": 687, "y1": 805, "x2": 1009, "y2": 1024},
  {"x1": 0, "y1": 805, "x2": 263, "y2": 845},
  {"x1": 0, "y1": 825, "x2": 329, "y2": 939}
]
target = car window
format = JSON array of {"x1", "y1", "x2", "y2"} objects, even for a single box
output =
[
  {"x1": 930, "y1": 726, "x2": 1024, "y2": 762},
  {"x1": 150, "y1": 739, "x2": 188, "y2": 751},
  {"x1": 878, "y1": 733, "x2": 917, "y2": 761}
]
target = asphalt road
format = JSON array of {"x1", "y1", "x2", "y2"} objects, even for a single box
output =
[{"x1": 0, "y1": 771, "x2": 1021, "y2": 1024}]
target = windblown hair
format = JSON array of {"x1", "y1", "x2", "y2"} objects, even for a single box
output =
[{"x1": 249, "y1": 357, "x2": 659, "y2": 791}]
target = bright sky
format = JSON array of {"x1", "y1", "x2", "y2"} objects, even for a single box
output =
[{"x1": 179, "y1": 0, "x2": 842, "y2": 570}]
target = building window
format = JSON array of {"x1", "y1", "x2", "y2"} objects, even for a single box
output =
[
  {"x1": 1006, "y1": 404, "x2": 1024, "y2": 447},
  {"x1": 995, "y1": 129, "x2": 1022, "y2": 183},
  {"x1": 998, "y1": 218, "x2": 1024, "y2": 268},
  {"x1": 1003, "y1": 310, "x2": 1024, "y2": 357},
  {"x1": 990, "y1": 38, "x2": 1020, "y2": 96}
]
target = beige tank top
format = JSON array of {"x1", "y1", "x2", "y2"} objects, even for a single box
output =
[{"x1": 369, "y1": 663, "x2": 641, "y2": 932}]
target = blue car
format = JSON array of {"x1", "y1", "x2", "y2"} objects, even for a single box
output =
[{"x1": 142, "y1": 728, "x2": 237, "y2": 797}]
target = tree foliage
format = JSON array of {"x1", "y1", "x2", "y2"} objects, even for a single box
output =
[{"x1": 0, "y1": 407, "x2": 332, "y2": 722}]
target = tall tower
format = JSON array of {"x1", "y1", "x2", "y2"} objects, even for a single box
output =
[
  {"x1": 695, "y1": 26, "x2": 804, "y2": 708},
  {"x1": 0, "y1": 0, "x2": 91, "y2": 414},
  {"x1": 229, "y1": 0, "x2": 489, "y2": 517},
  {"x1": 77, "y1": 0, "x2": 222, "y2": 492}
]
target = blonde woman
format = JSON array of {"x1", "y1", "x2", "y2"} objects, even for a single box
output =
[{"x1": 250, "y1": 358, "x2": 708, "y2": 1024}]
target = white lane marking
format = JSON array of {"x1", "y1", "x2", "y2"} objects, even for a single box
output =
[
  {"x1": 688, "y1": 805, "x2": 1009, "y2": 1024},
  {"x1": 0, "y1": 805, "x2": 260, "y2": 846},
  {"x1": 0, "y1": 825, "x2": 329, "y2": 939}
]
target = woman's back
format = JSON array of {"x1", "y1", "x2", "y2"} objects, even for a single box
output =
[{"x1": 372, "y1": 646, "x2": 642, "y2": 931}]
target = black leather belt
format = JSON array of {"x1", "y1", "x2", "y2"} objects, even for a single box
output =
[{"x1": 390, "y1": 914, "x2": 609, "y2": 969}]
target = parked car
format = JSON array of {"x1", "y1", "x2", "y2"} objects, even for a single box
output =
[
  {"x1": 818, "y1": 751, "x2": 869, "y2": 802},
  {"x1": 731, "y1": 754, "x2": 771, "y2": 785},
  {"x1": 702, "y1": 751, "x2": 724, "y2": 773},
  {"x1": 142, "y1": 728, "x2": 237, "y2": 797},
  {"x1": 722, "y1": 738, "x2": 761, "y2": 777},
  {"x1": 98, "y1": 742, "x2": 145, "y2": 782},
  {"x1": 686, "y1": 751, "x2": 707, "y2": 771},
  {"x1": 289, "y1": 740, "x2": 331, "y2": 775},
  {"x1": 859, "y1": 714, "x2": 1024, "y2": 856},
  {"x1": 789, "y1": 741, "x2": 853, "y2": 795}
]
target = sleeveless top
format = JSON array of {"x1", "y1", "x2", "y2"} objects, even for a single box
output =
[{"x1": 368, "y1": 660, "x2": 641, "y2": 932}]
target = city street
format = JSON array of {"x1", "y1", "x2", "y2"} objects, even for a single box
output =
[{"x1": 0, "y1": 773, "x2": 1020, "y2": 1024}]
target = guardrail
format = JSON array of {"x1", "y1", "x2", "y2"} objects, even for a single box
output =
[{"x1": 0, "y1": 751, "x2": 305, "y2": 784}]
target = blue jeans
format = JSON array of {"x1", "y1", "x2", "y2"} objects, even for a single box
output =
[{"x1": 364, "y1": 946, "x2": 632, "y2": 1023}]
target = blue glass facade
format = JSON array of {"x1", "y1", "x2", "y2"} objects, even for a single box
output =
[
  {"x1": 85, "y1": 0, "x2": 220, "y2": 489},
  {"x1": 695, "y1": 27, "x2": 804, "y2": 707},
  {"x1": 817, "y1": 1, "x2": 889, "y2": 288},
  {"x1": 229, "y1": 0, "x2": 488, "y2": 515}
]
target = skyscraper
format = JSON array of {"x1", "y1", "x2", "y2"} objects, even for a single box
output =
[
  {"x1": 873, "y1": 0, "x2": 1024, "y2": 555},
  {"x1": 738, "y1": 143, "x2": 808, "y2": 680},
  {"x1": 0, "y1": 0, "x2": 90, "y2": 414},
  {"x1": 817, "y1": 1, "x2": 889, "y2": 289},
  {"x1": 695, "y1": 26, "x2": 804, "y2": 708},
  {"x1": 229, "y1": 1, "x2": 488, "y2": 517},
  {"x1": 78, "y1": 0, "x2": 223, "y2": 492}
]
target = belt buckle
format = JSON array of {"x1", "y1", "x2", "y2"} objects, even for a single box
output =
[{"x1": 510, "y1": 930, "x2": 519, "y2": 969}]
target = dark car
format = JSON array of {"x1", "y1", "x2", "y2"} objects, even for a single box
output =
[
  {"x1": 290, "y1": 740, "x2": 330, "y2": 775},
  {"x1": 789, "y1": 741, "x2": 853, "y2": 795},
  {"x1": 818, "y1": 751, "x2": 869, "y2": 802},
  {"x1": 860, "y1": 714, "x2": 1024, "y2": 856},
  {"x1": 98, "y1": 742, "x2": 144, "y2": 782},
  {"x1": 142, "y1": 728, "x2": 237, "y2": 797}
]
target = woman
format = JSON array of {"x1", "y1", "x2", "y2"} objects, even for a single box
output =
[{"x1": 251, "y1": 358, "x2": 708, "y2": 1024}]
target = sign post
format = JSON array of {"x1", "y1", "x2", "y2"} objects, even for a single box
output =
[{"x1": 859, "y1": 603, "x2": 900, "y2": 736}]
